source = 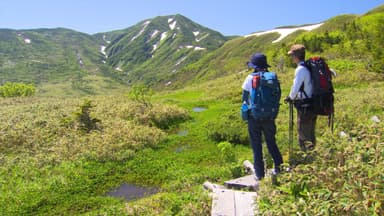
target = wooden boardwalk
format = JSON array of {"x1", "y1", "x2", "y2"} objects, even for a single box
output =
[
  {"x1": 211, "y1": 188, "x2": 257, "y2": 216},
  {"x1": 204, "y1": 160, "x2": 259, "y2": 216}
]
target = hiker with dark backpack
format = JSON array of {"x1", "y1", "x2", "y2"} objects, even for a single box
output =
[
  {"x1": 285, "y1": 44, "x2": 317, "y2": 152},
  {"x1": 241, "y1": 53, "x2": 283, "y2": 181}
]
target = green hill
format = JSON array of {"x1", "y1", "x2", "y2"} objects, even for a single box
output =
[
  {"x1": 1, "y1": 8, "x2": 382, "y2": 94},
  {"x1": 0, "y1": 28, "x2": 126, "y2": 96},
  {"x1": 93, "y1": 14, "x2": 227, "y2": 86},
  {"x1": 166, "y1": 6, "x2": 383, "y2": 88},
  {"x1": 0, "y1": 14, "x2": 227, "y2": 95}
]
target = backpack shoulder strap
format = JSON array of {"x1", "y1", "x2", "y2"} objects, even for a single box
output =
[
  {"x1": 298, "y1": 62, "x2": 310, "y2": 99},
  {"x1": 251, "y1": 72, "x2": 261, "y2": 89}
]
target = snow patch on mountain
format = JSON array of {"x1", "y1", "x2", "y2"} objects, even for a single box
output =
[
  {"x1": 151, "y1": 30, "x2": 160, "y2": 39},
  {"x1": 193, "y1": 31, "x2": 200, "y2": 36},
  {"x1": 175, "y1": 56, "x2": 188, "y2": 66},
  {"x1": 168, "y1": 17, "x2": 177, "y2": 30},
  {"x1": 153, "y1": 41, "x2": 160, "y2": 52},
  {"x1": 179, "y1": 45, "x2": 206, "y2": 51},
  {"x1": 17, "y1": 33, "x2": 32, "y2": 44},
  {"x1": 194, "y1": 47, "x2": 206, "y2": 51},
  {"x1": 196, "y1": 33, "x2": 209, "y2": 42},
  {"x1": 100, "y1": 46, "x2": 108, "y2": 58},
  {"x1": 160, "y1": 32, "x2": 168, "y2": 41},
  {"x1": 169, "y1": 20, "x2": 177, "y2": 30},
  {"x1": 131, "y1": 20, "x2": 151, "y2": 42},
  {"x1": 245, "y1": 23, "x2": 323, "y2": 43},
  {"x1": 102, "y1": 35, "x2": 111, "y2": 44}
]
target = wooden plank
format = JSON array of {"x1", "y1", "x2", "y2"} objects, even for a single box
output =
[
  {"x1": 211, "y1": 189, "x2": 235, "y2": 216},
  {"x1": 211, "y1": 189, "x2": 258, "y2": 216},
  {"x1": 234, "y1": 191, "x2": 257, "y2": 216},
  {"x1": 224, "y1": 175, "x2": 259, "y2": 191}
]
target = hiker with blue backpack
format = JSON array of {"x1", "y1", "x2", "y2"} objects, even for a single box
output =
[{"x1": 241, "y1": 53, "x2": 283, "y2": 181}]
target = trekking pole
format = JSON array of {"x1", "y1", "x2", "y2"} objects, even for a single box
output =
[
  {"x1": 327, "y1": 113, "x2": 334, "y2": 133},
  {"x1": 289, "y1": 101, "x2": 293, "y2": 166}
]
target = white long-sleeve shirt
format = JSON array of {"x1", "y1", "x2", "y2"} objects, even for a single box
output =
[
  {"x1": 289, "y1": 62, "x2": 313, "y2": 100},
  {"x1": 242, "y1": 74, "x2": 254, "y2": 104}
]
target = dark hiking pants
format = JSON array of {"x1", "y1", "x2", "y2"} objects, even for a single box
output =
[{"x1": 248, "y1": 118, "x2": 283, "y2": 179}]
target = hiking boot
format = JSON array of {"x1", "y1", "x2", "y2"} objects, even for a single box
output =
[
  {"x1": 254, "y1": 175, "x2": 264, "y2": 181},
  {"x1": 271, "y1": 168, "x2": 280, "y2": 176},
  {"x1": 307, "y1": 143, "x2": 315, "y2": 151}
]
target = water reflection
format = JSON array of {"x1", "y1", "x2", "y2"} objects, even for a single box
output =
[
  {"x1": 107, "y1": 183, "x2": 158, "y2": 201},
  {"x1": 192, "y1": 107, "x2": 207, "y2": 112}
]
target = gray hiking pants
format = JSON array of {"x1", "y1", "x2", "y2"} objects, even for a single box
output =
[{"x1": 297, "y1": 108, "x2": 317, "y2": 151}]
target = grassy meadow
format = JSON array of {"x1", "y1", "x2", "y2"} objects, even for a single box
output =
[{"x1": 0, "y1": 62, "x2": 383, "y2": 215}]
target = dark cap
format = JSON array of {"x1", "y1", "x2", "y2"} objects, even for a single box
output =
[{"x1": 247, "y1": 53, "x2": 271, "y2": 69}]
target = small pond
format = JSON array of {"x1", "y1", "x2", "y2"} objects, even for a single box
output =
[
  {"x1": 192, "y1": 107, "x2": 207, "y2": 112},
  {"x1": 106, "y1": 183, "x2": 159, "y2": 201},
  {"x1": 175, "y1": 144, "x2": 191, "y2": 153},
  {"x1": 177, "y1": 130, "x2": 189, "y2": 136}
]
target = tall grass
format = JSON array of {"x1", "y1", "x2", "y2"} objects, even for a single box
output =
[{"x1": 0, "y1": 62, "x2": 383, "y2": 215}]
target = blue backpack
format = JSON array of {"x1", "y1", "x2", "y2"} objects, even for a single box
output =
[{"x1": 249, "y1": 72, "x2": 281, "y2": 120}]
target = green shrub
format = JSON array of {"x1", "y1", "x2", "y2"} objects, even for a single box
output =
[
  {"x1": 205, "y1": 109, "x2": 249, "y2": 145},
  {"x1": 147, "y1": 104, "x2": 190, "y2": 129},
  {"x1": 217, "y1": 141, "x2": 237, "y2": 163},
  {"x1": 73, "y1": 100, "x2": 101, "y2": 133},
  {"x1": 257, "y1": 85, "x2": 384, "y2": 215},
  {"x1": 128, "y1": 84, "x2": 153, "y2": 108},
  {"x1": 124, "y1": 103, "x2": 190, "y2": 130},
  {"x1": 0, "y1": 82, "x2": 36, "y2": 97}
]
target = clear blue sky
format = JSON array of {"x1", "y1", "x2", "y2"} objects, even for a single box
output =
[{"x1": 0, "y1": 0, "x2": 382, "y2": 35}]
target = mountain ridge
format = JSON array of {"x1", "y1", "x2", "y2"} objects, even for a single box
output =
[
  {"x1": 0, "y1": 14, "x2": 228, "y2": 94},
  {"x1": 0, "y1": 4, "x2": 383, "y2": 95}
]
